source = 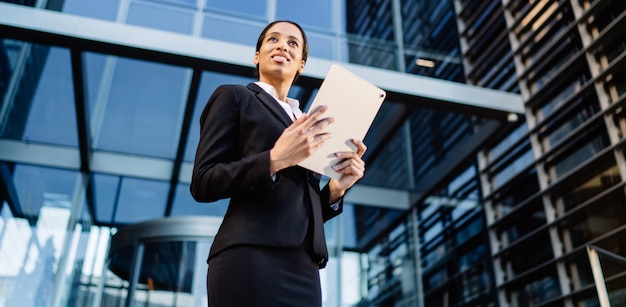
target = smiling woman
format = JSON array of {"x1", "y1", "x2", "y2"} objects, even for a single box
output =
[{"x1": 190, "y1": 20, "x2": 368, "y2": 307}]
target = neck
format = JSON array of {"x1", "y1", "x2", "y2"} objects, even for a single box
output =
[{"x1": 259, "y1": 77, "x2": 292, "y2": 101}]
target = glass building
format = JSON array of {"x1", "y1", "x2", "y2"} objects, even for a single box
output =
[{"x1": 0, "y1": 0, "x2": 625, "y2": 306}]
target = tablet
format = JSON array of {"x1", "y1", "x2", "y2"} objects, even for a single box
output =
[{"x1": 298, "y1": 65, "x2": 386, "y2": 179}]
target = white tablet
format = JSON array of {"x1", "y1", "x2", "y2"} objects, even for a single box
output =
[{"x1": 298, "y1": 65, "x2": 386, "y2": 179}]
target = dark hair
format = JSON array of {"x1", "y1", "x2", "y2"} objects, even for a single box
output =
[{"x1": 255, "y1": 20, "x2": 309, "y2": 81}]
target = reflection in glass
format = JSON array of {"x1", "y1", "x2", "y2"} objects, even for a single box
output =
[
  {"x1": 493, "y1": 169, "x2": 539, "y2": 219},
  {"x1": 1, "y1": 204, "x2": 63, "y2": 306},
  {"x1": 559, "y1": 162, "x2": 620, "y2": 212},
  {"x1": 345, "y1": 0, "x2": 397, "y2": 70},
  {"x1": 543, "y1": 93, "x2": 600, "y2": 147},
  {"x1": 133, "y1": 241, "x2": 197, "y2": 306},
  {"x1": 562, "y1": 191, "x2": 626, "y2": 249},
  {"x1": 114, "y1": 177, "x2": 168, "y2": 224},
  {"x1": 1, "y1": 45, "x2": 78, "y2": 147},
  {"x1": 490, "y1": 122, "x2": 528, "y2": 161},
  {"x1": 499, "y1": 201, "x2": 545, "y2": 247},
  {"x1": 493, "y1": 148, "x2": 534, "y2": 188},
  {"x1": 514, "y1": 271, "x2": 561, "y2": 306},
  {"x1": 552, "y1": 128, "x2": 609, "y2": 179},
  {"x1": 105, "y1": 219, "x2": 213, "y2": 306},
  {"x1": 103, "y1": 246, "x2": 131, "y2": 306},
  {"x1": 91, "y1": 57, "x2": 189, "y2": 159},
  {"x1": 13, "y1": 164, "x2": 79, "y2": 217},
  {"x1": 0, "y1": 165, "x2": 89, "y2": 307}
]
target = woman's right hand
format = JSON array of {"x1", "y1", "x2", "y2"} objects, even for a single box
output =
[{"x1": 269, "y1": 105, "x2": 334, "y2": 174}]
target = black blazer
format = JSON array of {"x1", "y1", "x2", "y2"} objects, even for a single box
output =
[{"x1": 190, "y1": 83, "x2": 342, "y2": 268}]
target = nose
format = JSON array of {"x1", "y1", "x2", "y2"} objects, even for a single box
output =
[{"x1": 276, "y1": 39, "x2": 288, "y2": 51}]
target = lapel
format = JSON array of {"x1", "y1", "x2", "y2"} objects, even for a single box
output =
[{"x1": 247, "y1": 83, "x2": 293, "y2": 128}]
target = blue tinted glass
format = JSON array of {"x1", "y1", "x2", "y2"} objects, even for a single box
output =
[
  {"x1": 127, "y1": 2, "x2": 194, "y2": 34},
  {"x1": 339, "y1": 203, "x2": 357, "y2": 248},
  {"x1": 146, "y1": 0, "x2": 197, "y2": 6},
  {"x1": 94, "y1": 57, "x2": 189, "y2": 159},
  {"x1": 170, "y1": 183, "x2": 229, "y2": 216},
  {"x1": 61, "y1": 0, "x2": 119, "y2": 21},
  {"x1": 306, "y1": 33, "x2": 334, "y2": 59},
  {"x1": 93, "y1": 173, "x2": 120, "y2": 224},
  {"x1": 275, "y1": 0, "x2": 332, "y2": 30},
  {"x1": 13, "y1": 164, "x2": 79, "y2": 216},
  {"x1": 11, "y1": 46, "x2": 78, "y2": 147},
  {"x1": 205, "y1": 0, "x2": 265, "y2": 19},
  {"x1": 202, "y1": 17, "x2": 262, "y2": 46},
  {"x1": 114, "y1": 177, "x2": 168, "y2": 224},
  {"x1": 184, "y1": 71, "x2": 255, "y2": 162},
  {"x1": 83, "y1": 52, "x2": 107, "y2": 117}
]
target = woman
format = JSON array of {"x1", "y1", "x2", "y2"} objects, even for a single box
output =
[{"x1": 190, "y1": 20, "x2": 366, "y2": 306}]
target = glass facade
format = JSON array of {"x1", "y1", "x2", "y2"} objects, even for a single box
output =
[{"x1": 1, "y1": 0, "x2": 625, "y2": 307}]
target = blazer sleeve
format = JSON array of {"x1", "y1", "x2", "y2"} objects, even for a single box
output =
[
  {"x1": 190, "y1": 85, "x2": 276, "y2": 203},
  {"x1": 320, "y1": 184, "x2": 343, "y2": 222}
]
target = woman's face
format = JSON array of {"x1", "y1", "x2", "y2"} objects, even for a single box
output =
[{"x1": 254, "y1": 22, "x2": 305, "y2": 83}]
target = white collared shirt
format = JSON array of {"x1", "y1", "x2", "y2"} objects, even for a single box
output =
[{"x1": 255, "y1": 81, "x2": 302, "y2": 120}]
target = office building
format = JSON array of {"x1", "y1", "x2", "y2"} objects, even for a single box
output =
[{"x1": 0, "y1": 0, "x2": 624, "y2": 306}]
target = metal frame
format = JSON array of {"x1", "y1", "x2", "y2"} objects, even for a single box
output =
[
  {"x1": 0, "y1": 3, "x2": 524, "y2": 117},
  {"x1": 587, "y1": 245, "x2": 626, "y2": 307}
]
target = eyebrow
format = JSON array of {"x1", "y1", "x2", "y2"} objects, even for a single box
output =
[{"x1": 267, "y1": 32, "x2": 302, "y2": 44}]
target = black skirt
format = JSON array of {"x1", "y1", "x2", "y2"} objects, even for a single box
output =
[{"x1": 206, "y1": 242, "x2": 322, "y2": 307}]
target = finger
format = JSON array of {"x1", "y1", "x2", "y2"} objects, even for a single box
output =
[
  {"x1": 339, "y1": 165, "x2": 364, "y2": 180},
  {"x1": 308, "y1": 117, "x2": 335, "y2": 134},
  {"x1": 332, "y1": 158, "x2": 365, "y2": 173},
  {"x1": 334, "y1": 151, "x2": 365, "y2": 166},
  {"x1": 313, "y1": 132, "x2": 333, "y2": 148},
  {"x1": 304, "y1": 105, "x2": 329, "y2": 130},
  {"x1": 286, "y1": 112, "x2": 309, "y2": 131},
  {"x1": 352, "y1": 139, "x2": 367, "y2": 157}
]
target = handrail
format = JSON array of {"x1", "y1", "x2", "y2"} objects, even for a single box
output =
[{"x1": 586, "y1": 245, "x2": 626, "y2": 307}]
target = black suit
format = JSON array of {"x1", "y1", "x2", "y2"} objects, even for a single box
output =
[{"x1": 190, "y1": 82, "x2": 343, "y2": 268}]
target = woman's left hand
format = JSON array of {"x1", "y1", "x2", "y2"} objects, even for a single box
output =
[{"x1": 329, "y1": 139, "x2": 367, "y2": 199}]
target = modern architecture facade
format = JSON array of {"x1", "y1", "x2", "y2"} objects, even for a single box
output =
[{"x1": 0, "y1": 0, "x2": 624, "y2": 306}]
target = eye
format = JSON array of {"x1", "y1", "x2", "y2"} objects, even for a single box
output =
[
  {"x1": 267, "y1": 36, "x2": 278, "y2": 42},
  {"x1": 288, "y1": 40, "x2": 299, "y2": 47}
]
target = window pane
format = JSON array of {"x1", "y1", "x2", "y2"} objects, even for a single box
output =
[
  {"x1": 511, "y1": 270, "x2": 561, "y2": 306},
  {"x1": 127, "y1": 2, "x2": 194, "y2": 35},
  {"x1": 561, "y1": 191, "x2": 626, "y2": 249},
  {"x1": 13, "y1": 164, "x2": 79, "y2": 216},
  {"x1": 275, "y1": 0, "x2": 332, "y2": 30},
  {"x1": 2, "y1": 165, "x2": 89, "y2": 306},
  {"x1": 92, "y1": 57, "x2": 189, "y2": 159},
  {"x1": 61, "y1": 0, "x2": 120, "y2": 21},
  {"x1": 205, "y1": 0, "x2": 266, "y2": 19},
  {"x1": 306, "y1": 33, "x2": 334, "y2": 60},
  {"x1": 93, "y1": 173, "x2": 120, "y2": 224},
  {"x1": 201, "y1": 17, "x2": 262, "y2": 46},
  {"x1": 1, "y1": 45, "x2": 78, "y2": 147},
  {"x1": 171, "y1": 183, "x2": 228, "y2": 217},
  {"x1": 114, "y1": 177, "x2": 168, "y2": 224},
  {"x1": 553, "y1": 132, "x2": 609, "y2": 179}
]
